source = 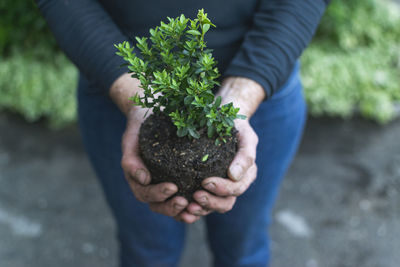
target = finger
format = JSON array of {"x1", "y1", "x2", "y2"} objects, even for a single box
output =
[
  {"x1": 121, "y1": 120, "x2": 151, "y2": 185},
  {"x1": 122, "y1": 133, "x2": 148, "y2": 184},
  {"x1": 228, "y1": 121, "x2": 258, "y2": 181},
  {"x1": 149, "y1": 196, "x2": 188, "y2": 217},
  {"x1": 186, "y1": 202, "x2": 212, "y2": 216},
  {"x1": 175, "y1": 211, "x2": 201, "y2": 224},
  {"x1": 193, "y1": 191, "x2": 237, "y2": 213},
  {"x1": 129, "y1": 180, "x2": 178, "y2": 203},
  {"x1": 203, "y1": 165, "x2": 258, "y2": 197}
]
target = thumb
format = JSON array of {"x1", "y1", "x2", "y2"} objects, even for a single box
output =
[
  {"x1": 228, "y1": 121, "x2": 258, "y2": 181},
  {"x1": 121, "y1": 112, "x2": 151, "y2": 185}
]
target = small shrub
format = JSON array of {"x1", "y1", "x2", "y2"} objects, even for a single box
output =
[{"x1": 115, "y1": 9, "x2": 244, "y2": 143}]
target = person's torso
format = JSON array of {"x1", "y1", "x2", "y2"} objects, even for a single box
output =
[{"x1": 99, "y1": 0, "x2": 259, "y2": 72}]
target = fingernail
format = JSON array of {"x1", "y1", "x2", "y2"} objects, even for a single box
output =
[
  {"x1": 199, "y1": 196, "x2": 207, "y2": 205},
  {"x1": 135, "y1": 169, "x2": 149, "y2": 184},
  {"x1": 174, "y1": 204, "x2": 184, "y2": 210},
  {"x1": 230, "y1": 164, "x2": 243, "y2": 181},
  {"x1": 192, "y1": 206, "x2": 201, "y2": 212},
  {"x1": 204, "y1": 182, "x2": 215, "y2": 191},
  {"x1": 163, "y1": 187, "x2": 175, "y2": 195},
  {"x1": 192, "y1": 207, "x2": 202, "y2": 215}
]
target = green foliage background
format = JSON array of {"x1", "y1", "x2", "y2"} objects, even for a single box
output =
[
  {"x1": 0, "y1": 0, "x2": 77, "y2": 128},
  {"x1": 0, "y1": 0, "x2": 399, "y2": 127},
  {"x1": 301, "y1": 0, "x2": 400, "y2": 123}
]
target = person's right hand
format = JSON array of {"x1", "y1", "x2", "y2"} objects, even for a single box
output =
[{"x1": 110, "y1": 73, "x2": 191, "y2": 219}]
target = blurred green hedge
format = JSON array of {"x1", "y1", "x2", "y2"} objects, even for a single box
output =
[
  {"x1": 0, "y1": 0, "x2": 399, "y2": 127},
  {"x1": 0, "y1": 53, "x2": 77, "y2": 127},
  {"x1": 301, "y1": 0, "x2": 400, "y2": 123},
  {"x1": 0, "y1": 0, "x2": 77, "y2": 128}
]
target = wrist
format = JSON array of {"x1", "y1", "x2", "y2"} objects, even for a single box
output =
[
  {"x1": 109, "y1": 73, "x2": 143, "y2": 116},
  {"x1": 218, "y1": 76, "x2": 266, "y2": 118}
]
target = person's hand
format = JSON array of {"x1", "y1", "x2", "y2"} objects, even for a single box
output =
[
  {"x1": 177, "y1": 77, "x2": 266, "y2": 222},
  {"x1": 110, "y1": 73, "x2": 189, "y2": 219}
]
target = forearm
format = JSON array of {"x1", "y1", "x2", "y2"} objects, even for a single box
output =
[
  {"x1": 109, "y1": 73, "x2": 142, "y2": 116},
  {"x1": 224, "y1": 0, "x2": 329, "y2": 98},
  {"x1": 218, "y1": 77, "x2": 266, "y2": 118}
]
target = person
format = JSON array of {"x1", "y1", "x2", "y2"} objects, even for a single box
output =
[{"x1": 36, "y1": 0, "x2": 330, "y2": 266}]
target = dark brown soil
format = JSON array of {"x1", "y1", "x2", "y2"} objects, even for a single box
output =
[{"x1": 139, "y1": 113, "x2": 237, "y2": 201}]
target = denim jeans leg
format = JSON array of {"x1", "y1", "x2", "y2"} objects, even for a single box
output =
[
  {"x1": 77, "y1": 75, "x2": 186, "y2": 267},
  {"x1": 205, "y1": 66, "x2": 307, "y2": 267}
]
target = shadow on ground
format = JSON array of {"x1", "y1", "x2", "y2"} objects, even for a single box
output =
[{"x1": 0, "y1": 113, "x2": 399, "y2": 267}]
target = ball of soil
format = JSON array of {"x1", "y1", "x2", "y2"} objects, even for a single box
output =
[{"x1": 139, "y1": 113, "x2": 237, "y2": 201}]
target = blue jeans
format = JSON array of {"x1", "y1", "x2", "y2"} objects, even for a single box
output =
[{"x1": 77, "y1": 62, "x2": 306, "y2": 267}]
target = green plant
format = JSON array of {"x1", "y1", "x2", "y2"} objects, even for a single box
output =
[
  {"x1": 0, "y1": 53, "x2": 77, "y2": 128},
  {"x1": 0, "y1": 0, "x2": 58, "y2": 57},
  {"x1": 301, "y1": 0, "x2": 400, "y2": 123},
  {"x1": 314, "y1": 0, "x2": 400, "y2": 50},
  {"x1": 0, "y1": 0, "x2": 77, "y2": 128},
  {"x1": 301, "y1": 43, "x2": 400, "y2": 123},
  {"x1": 115, "y1": 9, "x2": 244, "y2": 143},
  {"x1": 3, "y1": 0, "x2": 397, "y2": 128}
]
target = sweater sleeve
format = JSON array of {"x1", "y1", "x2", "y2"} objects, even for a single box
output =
[
  {"x1": 36, "y1": 0, "x2": 128, "y2": 93},
  {"x1": 223, "y1": 0, "x2": 330, "y2": 98}
]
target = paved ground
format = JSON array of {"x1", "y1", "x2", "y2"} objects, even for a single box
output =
[{"x1": 0, "y1": 113, "x2": 399, "y2": 267}]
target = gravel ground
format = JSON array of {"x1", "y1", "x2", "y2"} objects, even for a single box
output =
[{"x1": 0, "y1": 113, "x2": 399, "y2": 267}]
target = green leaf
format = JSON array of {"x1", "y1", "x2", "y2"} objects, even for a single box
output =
[
  {"x1": 129, "y1": 93, "x2": 141, "y2": 105},
  {"x1": 184, "y1": 95, "x2": 194, "y2": 105},
  {"x1": 177, "y1": 127, "x2": 188, "y2": 137},
  {"x1": 225, "y1": 117, "x2": 234, "y2": 127},
  {"x1": 214, "y1": 95, "x2": 221, "y2": 108},
  {"x1": 202, "y1": 154, "x2": 209, "y2": 162},
  {"x1": 200, "y1": 118, "x2": 207, "y2": 127},
  {"x1": 188, "y1": 128, "x2": 200, "y2": 139},
  {"x1": 180, "y1": 14, "x2": 186, "y2": 24},
  {"x1": 202, "y1": 24, "x2": 210, "y2": 34},
  {"x1": 215, "y1": 139, "x2": 221, "y2": 146},
  {"x1": 187, "y1": 30, "x2": 201, "y2": 36},
  {"x1": 237, "y1": 114, "x2": 247, "y2": 120},
  {"x1": 207, "y1": 125, "x2": 215, "y2": 138}
]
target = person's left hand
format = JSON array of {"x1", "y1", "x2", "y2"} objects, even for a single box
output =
[
  {"x1": 175, "y1": 76, "x2": 266, "y2": 223},
  {"x1": 110, "y1": 73, "x2": 190, "y2": 219}
]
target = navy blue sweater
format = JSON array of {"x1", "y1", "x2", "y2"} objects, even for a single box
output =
[{"x1": 36, "y1": 0, "x2": 329, "y2": 98}]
